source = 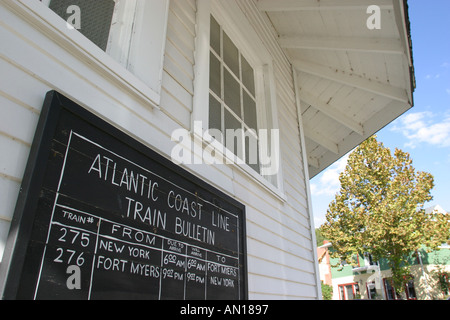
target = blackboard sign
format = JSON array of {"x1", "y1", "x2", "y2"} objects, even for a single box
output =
[{"x1": 1, "y1": 91, "x2": 247, "y2": 300}]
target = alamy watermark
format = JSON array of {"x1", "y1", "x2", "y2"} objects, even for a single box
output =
[
  {"x1": 66, "y1": 265, "x2": 81, "y2": 290},
  {"x1": 65, "y1": 5, "x2": 81, "y2": 30},
  {"x1": 367, "y1": 5, "x2": 381, "y2": 30},
  {"x1": 56, "y1": 3, "x2": 381, "y2": 178},
  {"x1": 60, "y1": 3, "x2": 382, "y2": 31},
  {"x1": 170, "y1": 121, "x2": 280, "y2": 176}
]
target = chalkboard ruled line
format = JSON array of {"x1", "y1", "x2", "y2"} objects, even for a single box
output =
[
  {"x1": 89, "y1": 217, "x2": 101, "y2": 300},
  {"x1": 6, "y1": 92, "x2": 246, "y2": 300},
  {"x1": 53, "y1": 203, "x2": 240, "y2": 262},
  {"x1": 33, "y1": 130, "x2": 76, "y2": 298},
  {"x1": 72, "y1": 131, "x2": 240, "y2": 219},
  {"x1": 57, "y1": 131, "x2": 74, "y2": 193},
  {"x1": 33, "y1": 245, "x2": 47, "y2": 300},
  {"x1": 33, "y1": 129, "x2": 75, "y2": 299},
  {"x1": 65, "y1": 130, "x2": 244, "y2": 300},
  {"x1": 49, "y1": 221, "x2": 98, "y2": 236},
  {"x1": 34, "y1": 201, "x2": 241, "y2": 299}
]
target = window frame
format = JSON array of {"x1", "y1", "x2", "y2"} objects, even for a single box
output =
[
  {"x1": 363, "y1": 253, "x2": 377, "y2": 266},
  {"x1": 192, "y1": 0, "x2": 285, "y2": 201},
  {"x1": 338, "y1": 282, "x2": 359, "y2": 300},
  {"x1": 15, "y1": 0, "x2": 169, "y2": 108},
  {"x1": 383, "y1": 278, "x2": 397, "y2": 300},
  {"x1": 439, "y1": 272, "x2": 449, "y2": 295},
  {"x1": 366, "y1": 281, "x2": 378, "y2": 299},
  {"x1": 208, "y1": 14, "x2": 260, "y2": 173},
  {"x1": 404, "y1": 278, "x2": 417, "y2": 300},
  {"x1": 383, "y1": 277, "x2": 417, "y2": 300}
]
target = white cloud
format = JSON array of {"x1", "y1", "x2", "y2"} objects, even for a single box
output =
[
  {"x1": 314, "y1": 216, "x2": 327, "y2": 228},
  {"x1": 310, "y1": 154, "x2": 349, "y2": 197},
  {"x1": 391, "y1": 111, "x2": 450, "y2": 149},
  {"x1": 425, "y1": 74, "x2": 441, "y2": 80},
  {"x1": 425, "y1": 62, "x2": 449, "y2": 80}
]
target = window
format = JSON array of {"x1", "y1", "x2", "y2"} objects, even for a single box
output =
[
  {"x1": 47, "y1": 0, "x2": 115, "y2": 51},
  {"x1": 405, "y1": 279, "x2": 417, "y2": 300},
  {"x1": 384, "y1": 279, "x2": 397, "y2": 300},
  {"x1": 193, "y1": 0, "x2": 283, "y2": 196},
  {"x1": 439, "y1": 273, "x2": 449, "y2": 295},
  {"x1": 366, "y1": 282, "x2": 378, "y2": 299},
  {"x1": 364, "y1": 253, "x2": 377, "y2": 266},
  {"x1": 39, "y1": 0, "x2": 169, "y2": 102},
  {"x1": 384, "y1": 277, "x2": 417, "y2": 300},
  {"x1": 209, "y1": 15, "x2": 260, "y2": 173},
  {"x1": 338, "y1": 283, "x2": 360, "y2": 300}
]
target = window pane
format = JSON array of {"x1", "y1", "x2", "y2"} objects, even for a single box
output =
[
  {"x1": 49, "y1": 0, "x2": 116, "y2": 51},
  {"x1": 385, "y1": 280, "x2": 396, "y2": 300},
  {"x1": 345, "y1": 285, "x2": 354, "y2": 300},
  {"x1": 243, "y1": 91, "x2": 257, "y2": 130},
  {"x1": 245, "y1": 134, "x2": 260, "y2": 173},
  {"x1": 209, "y1": 94, "x2": 222, "y2": 131},
  {"x1": 241, "y1": 55, "x2": 255, "y2": 96},
  {"x1": 339, "y1": 286, "x2": 344, "y2": 300},
  {"x1": 406, "y1": 280, "x2": 417, "y2": 299},
  {"x1": 368, "y1": 283, "x2": 377, "y2": 299},
  {"x1": 224, "y1": 68, "x2": 241, "y2": 117},
  {"x1": 224, "y1": 110, "x2": 243, "y2": 159},
  {"x1": 223, "y1": 32, "x2": 239, "y2": 77},
  {"x1": 210, "y1": 52, "x2": 221, "y2": 97},
  {"x1": 208, "y1": 14, "x2": 263, "y2": 173},
  {"x1": 210, "y1": 16, "x2": 221, "y2": 55}
]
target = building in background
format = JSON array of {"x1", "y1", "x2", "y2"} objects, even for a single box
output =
[
  {"x1": 0, "y1": 0, "x2": 414, "y2": 299},
  {"x1": 318, "y1": 206, "x2": 450, "y2": 300}
]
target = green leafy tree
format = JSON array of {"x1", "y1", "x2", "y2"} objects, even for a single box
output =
[
  {"x1": 315, "y1": 228, "x2": 326, "y2": 247},
  {"x1": 321, "y1": 282, "x2": 333, "y2": 300},
  {"x1": 321, "y1": 136, "x2": 449, "y2": 297}
]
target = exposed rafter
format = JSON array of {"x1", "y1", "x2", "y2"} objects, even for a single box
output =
[
  {"x1": 303, "y1": 124, "x2": 339, "y2": 155},
  {"x1": 308, "y1": 156, "x2": 320, "y2": 169},
  {"x1": 256, "y1": 0, "x2": 393, "y2": 11},
  {"x1": 279, "y1": 36, "x2": 404, "y2": 55},
  {"x1": 307, "y1": 99, "x2": 412, "y2": 178},
  {"x1": 292, "y1": 59, "x2": 409, "y2": 103},
  {"x1": 299, "y1": 90, "x2": 365, "y2": 136},
  {"x1": 254, "y1": 0, "x2": 414, "y2": 178}
]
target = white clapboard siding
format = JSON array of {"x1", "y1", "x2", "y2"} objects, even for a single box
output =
[
  {"x1": 160, "y1": 6, "x2": 195, "y2": 127},
  {"x1": 234, "y1": 0, "x2": 318, "y2": 299},
  {"x1": 0, "y1": 0, "x2": 319, "y2": 299},
  {"x1": 0, "y1": 1, "x2": 183, "y2": 259}
]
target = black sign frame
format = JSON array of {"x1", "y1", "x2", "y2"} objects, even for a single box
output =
[{"x1": 0, "y1": 91, "x2": 248, "y2": 300}]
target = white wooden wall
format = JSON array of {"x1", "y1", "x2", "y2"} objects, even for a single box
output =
[{"x1": 0, "y1": 0, "x2": 320, "y2": 299}]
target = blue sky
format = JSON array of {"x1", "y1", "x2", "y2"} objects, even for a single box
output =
[{"x1": 311, "y1": 0, "x2": 450, "y2": 227}]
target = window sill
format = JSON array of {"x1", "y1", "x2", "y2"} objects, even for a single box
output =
[
  {"x1": 7, "y1": 0, "x2": 161, "y2": 110},
  {"x1": 237, "y1": 160, "x2": 287, "y2": 203},
  {"x1": 192, "y1": 131, "x2": 287, "y2": 203}
]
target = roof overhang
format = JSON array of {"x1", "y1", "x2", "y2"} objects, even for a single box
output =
[{"x1": 256, "y1": 0, "x2": 415, "y2": 178}]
